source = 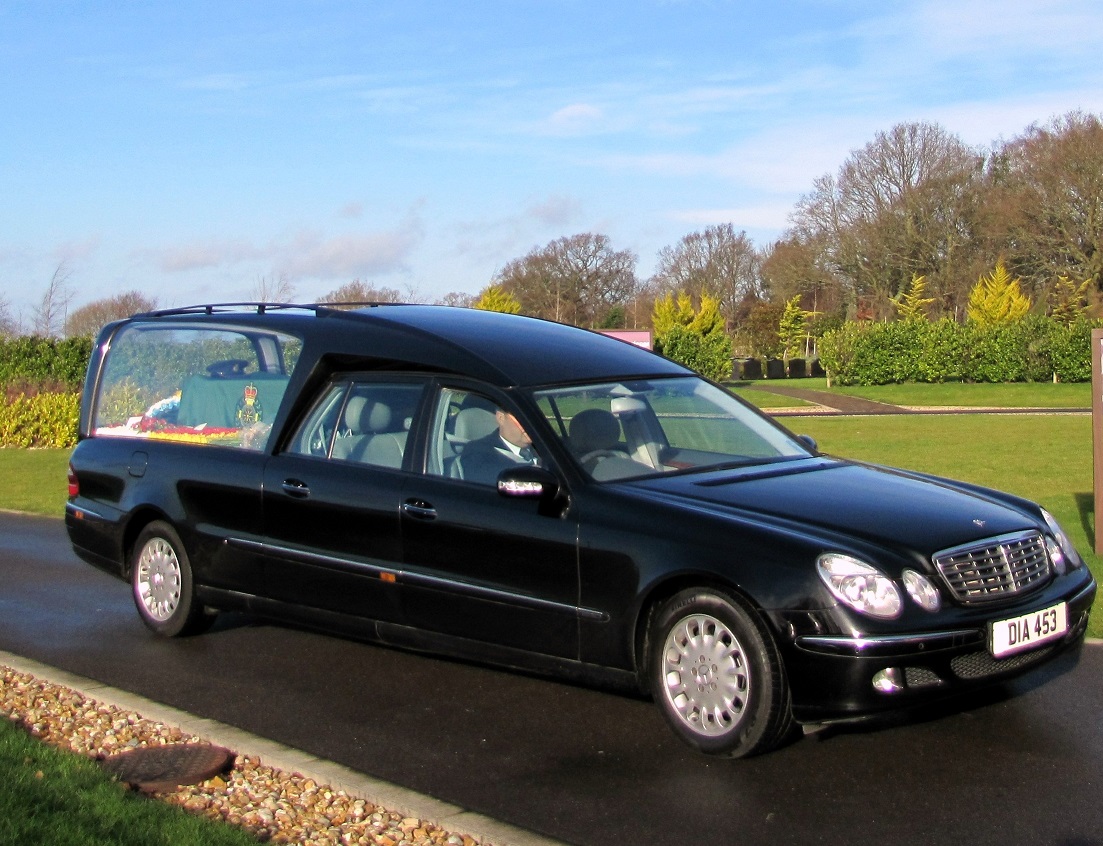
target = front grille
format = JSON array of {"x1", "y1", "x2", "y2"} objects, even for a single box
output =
[
  {"x1": 950, "y1": 645, "x2": 1055, "y2": 680},
  {"x1": 934, "y1": 531, "x2": 1051, "y2": 605},
  {"x1": 904, "y1": 667, "x2": 943, "y2": 688}
]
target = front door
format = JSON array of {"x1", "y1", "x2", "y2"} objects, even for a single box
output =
[{"x1": 399, "y1": 386, "x2": 581, "y2": 659}]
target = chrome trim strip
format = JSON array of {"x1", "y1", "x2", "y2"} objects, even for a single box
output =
[
  {"x1": 65, "y1": 503, "x2": 106, "y2": 521},
  {"x1": 934, "y1": 530, "x2": 1040, "y2": 561},
  {"x1": 797, "y1": 629, "x2": 979, "y2": 656},
  {"x1": 228, "y1": 537, "x2": 608, "y2": 623}
]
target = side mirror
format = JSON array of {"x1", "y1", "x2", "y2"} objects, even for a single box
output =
[
  {"x1": 797, "y1": 434, "x2": 818, "y2": 453},
  {"x1": 497, "y1": 465, "x2": 561, "y2": 500}
]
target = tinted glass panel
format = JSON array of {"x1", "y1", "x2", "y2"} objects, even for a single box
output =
[
  {"x1": 94, "y1": 325, "x2": 300, "y2": 450},
  {"x1": 288, "y1": 379, "x2": 423, "y2": 469},
  {"x1": 534, "y1": 376, "x2": 809, "y2": 480}
]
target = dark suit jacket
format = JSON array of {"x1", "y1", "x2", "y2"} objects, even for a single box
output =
[{"x1": 458, "y1": 432, "x2": 530, "y2": 485}]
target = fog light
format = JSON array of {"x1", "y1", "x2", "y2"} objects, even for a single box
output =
[{"x1": 872, "y1": 668, "x2": 905, "y2": 695}]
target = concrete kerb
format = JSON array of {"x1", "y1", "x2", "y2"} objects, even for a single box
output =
[{"x1": 0, "y1": 649, "x2": 565, "y2": 846}]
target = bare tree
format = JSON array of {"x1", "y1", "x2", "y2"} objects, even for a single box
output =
[
  {"x1": 317, "y1": 280, "x2": 404, "y2": 308},
  {"x1": 252, "y1": 273, "x2": 296, "y2": 303},
  {"x1": 982, "y1": 111, "x2": 1103, "y2": 296},
  {"x1": 64, "y1": 291, "x2": 158, "y2": 338},
  {"x1": 437, "y1": 291, "x2": 477, "y2": 308},
  {"x1": 792, "y1": 122, "x2": 984, "y2": 319},
  {"x1": 494, "y1": 233, "x2": 638, "y2": 327},
  {"x1": 760, "y1": 235, "x2": 848, "y2": 322},
  {"x1": 31, "y1": 261, "x2": 75, "y2": 337},
  {"x1": 0, "y1": 294, "x2": 17, "y2": 337},
  {"x1": 649, "y1": 224, "x2": 763, "y2": 328}
]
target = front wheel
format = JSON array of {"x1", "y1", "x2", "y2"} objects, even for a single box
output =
[
  {"x1": 130, "y1": 521, "x2": 215, "y2": 637},
  {"x1": 648, "y1": 588, "x2": 792, "y2": 757}
]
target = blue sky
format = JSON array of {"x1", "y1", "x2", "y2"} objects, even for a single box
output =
[{"x1": 2, "y1": 0, "x2": 1102, "y2": 322}]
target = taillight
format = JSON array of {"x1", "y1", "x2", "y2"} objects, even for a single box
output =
[{"x1": 67, "y1": 464, "x2": 79, "y2": 498}]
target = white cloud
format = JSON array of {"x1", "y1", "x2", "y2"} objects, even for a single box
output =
[
  {"x1": 912, "y1": 0, "x2": 1103, "y2": 55},
  {"x1": 526, "y1": 194, "x2": 582, "y2": 227},
  {"x1": 139, "y1": 214, "x2": 424, "y2": 281},
  {"x1": 539, "y1": 103, "x2": 606, "y2": 136},
  {"x1": 148, "y1": 239, "x2": 266, "y2": 273},
  {"x1": 283, "y1": 225, "x2": 423, "y2": 279}
]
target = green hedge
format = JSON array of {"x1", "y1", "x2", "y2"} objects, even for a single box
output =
[
  {"x1": 819, "y1": 317, "x2": 1099, "y2": 386},
  {"x1": 0, "y1": 392, "x2": 80, "y2": 448},
  {"x1": 0, "y1": 336, "x2": 93, "y2": 389}
]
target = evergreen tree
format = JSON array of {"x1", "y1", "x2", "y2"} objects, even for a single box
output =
[
  {"x1": 966, "y1": 261, "x2": 1032, "y2": 324},
  {"x1": 892, "y1": 274, "x2": 936, "y2": 322},
  {"x1": 474, "y1": 285, "x2": 522, "y2": 314}
]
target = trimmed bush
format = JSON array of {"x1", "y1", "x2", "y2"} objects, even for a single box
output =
[
  {"x1": 0, "y1": 336, "x2": 92, "y2": 389},
  {"x1": 0, "y1": 392, "x2": 80, "y2": 448},
  {"x1": 660, "y1": 324, "x2": 734, "y2": 382},
  {"x1": 819, "y1": 316, "x2": 1101, "y2": 386}
]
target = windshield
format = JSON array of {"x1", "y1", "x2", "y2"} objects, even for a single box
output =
[{"x1": 533, "y1": 376, "x2": 811, "y2": 481}]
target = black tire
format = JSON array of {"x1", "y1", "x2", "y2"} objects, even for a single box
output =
[
  {"x1": 130, "y1": 521, "x2": 215, "y2": 637},
  {"x1": 648, "y1": 588, "x2": 792, "y2": 757}
]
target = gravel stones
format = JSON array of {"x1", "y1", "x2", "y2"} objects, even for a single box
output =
[{"x1": 0, "y1": 665, "x2": 484, "y2": 846}]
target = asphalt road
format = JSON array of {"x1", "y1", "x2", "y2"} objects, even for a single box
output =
[{"x1": 3, "y1": 511, "x2": 1102, "y2": 846}]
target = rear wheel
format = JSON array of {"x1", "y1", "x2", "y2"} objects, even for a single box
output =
[
  {"x1": 130, "y1": 521, "x2": 215, "y2": 637},
  {"x1": 649, "y1": 588, "x2": 792, "y2": 757}
]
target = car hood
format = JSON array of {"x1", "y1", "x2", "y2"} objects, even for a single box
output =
[{"x1": 629, "y1": 457, "x2": 1038, "y2": 559}]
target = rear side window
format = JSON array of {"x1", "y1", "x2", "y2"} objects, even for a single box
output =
[
  {"x1": 92, "y1": 324, "x2": 301, "y2": 450},
  {"x1": 287, "y1": 379, "x2": 424, "y2": 469}
]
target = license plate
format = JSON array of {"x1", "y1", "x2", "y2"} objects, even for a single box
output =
[{"x1": 989, "y1": 602, "x2": 1068, "y2": 658}]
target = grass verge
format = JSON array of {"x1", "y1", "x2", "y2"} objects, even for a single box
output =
[
  {"x1": 0, "y1": 718, "x2": 255, "y2": 846},
  {"x1": 0, "y1": 447, "x2": 71, "y2": 515}
]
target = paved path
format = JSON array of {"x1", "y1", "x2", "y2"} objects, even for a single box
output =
[
  {"x1": 748, "y1": 384, "x2": 1091, "y2": 416},
  {"x1": 749, "y1": 385, "x2": 906, "y2": 414}
]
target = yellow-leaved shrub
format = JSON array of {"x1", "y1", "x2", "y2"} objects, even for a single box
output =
[{"x1": 0, "y1": 392, "x2": 80, "y2": 448}]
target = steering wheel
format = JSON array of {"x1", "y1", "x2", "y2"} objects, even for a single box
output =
[
  {"x1": 206, "y1": 359, "x2": 249, "y2": 378},
  {"x1": 308, "y1": 426, "x2": 332, "y2": 457}
]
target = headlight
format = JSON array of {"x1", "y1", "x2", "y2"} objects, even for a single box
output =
[
  {"x1": 1041, "y1": 508, "x2": 1081, "y2": 571},
  {"x1": 902, "y1": 569, "x2": 941, "y2": 612},
  {"x1": 817, "y1": 554, "x2": 902, "y2": 619}
]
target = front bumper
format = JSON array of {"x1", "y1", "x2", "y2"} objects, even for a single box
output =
[{"x1": 773, "y1": 575, "x2": 1096, "y2": 723}]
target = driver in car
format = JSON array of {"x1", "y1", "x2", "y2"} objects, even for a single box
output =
[{"x1": 459, "y1": 408, "x2": 540, "y2": 485}]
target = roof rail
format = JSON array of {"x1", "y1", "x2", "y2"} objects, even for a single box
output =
[{"x1": 136, "y1": 301, "x2": 417, "y2": 319}]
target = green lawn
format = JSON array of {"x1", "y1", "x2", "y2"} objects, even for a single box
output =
[
  {"x1": 0, "y1": 719, "x2": 255, "y2": 846},
  {"x1": 0, "y1": 447, "x2": 72, "y2": 515}
]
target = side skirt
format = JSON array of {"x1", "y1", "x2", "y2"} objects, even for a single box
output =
[{"x1": 196, "y1": 585, "x2": 641, "y2": 695}]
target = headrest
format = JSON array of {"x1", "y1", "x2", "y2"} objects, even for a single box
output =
[
  {"x1": 454, "y1": 406, "x2": 498, "y2": 442},
  {"x1": 344, "y1": 395, "x2": 392, "y2": 433},
  {"x1": 570, "y1": 408, "x2": 620, "y2": 452}
]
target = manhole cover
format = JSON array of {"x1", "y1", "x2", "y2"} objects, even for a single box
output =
[{"x1": 99, "y1": 743, "x2": 235, "y2": 791}]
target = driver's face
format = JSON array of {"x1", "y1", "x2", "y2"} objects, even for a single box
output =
[{"x1": 496, "y1": 410, "x2": 531, "y2": 449}]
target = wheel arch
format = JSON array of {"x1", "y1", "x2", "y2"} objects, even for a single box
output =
[
  {"x1": 631, "y1": 573, "x2": 778, "y2": 695},
  {"x1": 120, "y1": 507, "x2": 176, "y2": 576}
]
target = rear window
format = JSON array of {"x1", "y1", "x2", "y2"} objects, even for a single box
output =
[{"x1": 92, "y1": 323, "x2": 301, "y2": 450}]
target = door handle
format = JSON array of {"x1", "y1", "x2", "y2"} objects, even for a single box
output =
[
  {"x1": 281, "y1": 479, "x2": 311, "y2": 498},
  {"x1": 401, "y1": 499, "x2": 437, "y2": 520}
]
